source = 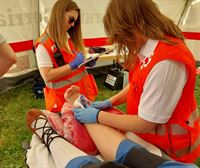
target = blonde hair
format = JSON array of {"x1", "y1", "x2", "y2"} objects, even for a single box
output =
[
  {"x1": 103, "y1": 0, "x2": 185, "y2": 69},
  {"x1": 47, "y1": 0, "x2": 84, "y2": 53}
]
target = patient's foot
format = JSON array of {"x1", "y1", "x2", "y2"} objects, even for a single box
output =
[
  {"x1": 64, "y1": 85, "x2": 90, "y2": 108},
  {"x1": 64, "y1": 85, "x2": 81, "y2": 107}
]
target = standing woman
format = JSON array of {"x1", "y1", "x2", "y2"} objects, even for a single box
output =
[
  {"x1": 73, "y1": 0, "x2": 200, "y2": 163},
  {"x1": 35, "y1": 0, "x2": 98, "y2": 112}
]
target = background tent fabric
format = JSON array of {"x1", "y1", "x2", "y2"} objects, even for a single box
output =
[{"x1": 0, "y1": 0, "x2": 200, "y2": 93}]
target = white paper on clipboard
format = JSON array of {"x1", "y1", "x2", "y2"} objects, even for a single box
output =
[{"x1": 78, "y1": 47, "x2": 115, "y2": 68}]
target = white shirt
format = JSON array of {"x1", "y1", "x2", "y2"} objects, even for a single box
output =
[
  {"x1": 138, "y1": 39, "x2": 187, "y2": 123},
  {"x1": 36, "y1": 44, "x2": 53, "y2": 68}
]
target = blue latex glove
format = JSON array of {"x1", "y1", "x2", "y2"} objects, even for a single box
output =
[
  {"x1": 85, "y1": 57, "x2": 98, "y2": 67},
  {"x1": 91, "y1": 99, "x2": 112, "y2": 110},
  {"x1": 72, "y1": 105, "x2": 100, "y2": 123},
  {"x1": 69, "y1": 52, "x2": 84, "y2": 70}
]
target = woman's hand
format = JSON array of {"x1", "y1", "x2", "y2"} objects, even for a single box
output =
[
  {"x1": 85, "y1": 57, "x2": 98, "y2": 67},
  {"x1": 91, "y1": 100, "x2": 112, "y2": 110},
  {"x1": 69, "y1": 52, "x2": 84, "y2": 70},
  {"x1": 72, "y1": 105, "x2": 100, "y2": 123}
]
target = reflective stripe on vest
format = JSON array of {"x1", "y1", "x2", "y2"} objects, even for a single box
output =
[
  {"x1": 188, "y1": 107, "x2": 199, "y2": 127},
  {"x1": 165, "y1": 133, "x2": 200, "y2": 158},
  {"x1": 46, "y1": 70, "x2": 88, "y2": 89},
  {"x1": 156, "y1": 108, "x2": 199, "y2": 136}
]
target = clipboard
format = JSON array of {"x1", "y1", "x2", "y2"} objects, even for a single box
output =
[{"x1": 78, "y1": 47, "x2": 115, "y2": 68}]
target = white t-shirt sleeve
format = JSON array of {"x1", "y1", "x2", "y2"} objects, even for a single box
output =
[
  {"x1": 138, "y1": 60, "x2": 187, "y2": 124},
  {"x1": 36, "y1": 44, "x2": 53, "y2": 68}
]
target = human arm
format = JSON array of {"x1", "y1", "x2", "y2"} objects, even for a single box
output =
[
  {"x1": 73, "y1": 105, "x2": 157, "y2": 133},
  {"x1": 91, "y1": 84, "x2": 130, "y2": 109},
  {"x1": 98, "y1": 111, "x2": 157, "y2": 133},
  {"x1": 99, "y1": 60, "x2": 187, "y2": 132},
  {"x1": 109, "y1": 84, "x2": 129, "y2": 106},
  {"x1": 38, "y1": 65, "x2": 73, "y2": 83},
  {"x1": 74, "y1": 60, "x2": 187, "y2": 134},
  {"x1": 36, "y1": 44, "x2": 83, "y2": 82},
  {"x1": 0, "y1": 40, "x2": 17, "y2": 77}
]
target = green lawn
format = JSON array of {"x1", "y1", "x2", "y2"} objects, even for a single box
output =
[{"x1": 0, "y1": 75, "x2": 199, "y2": 167}]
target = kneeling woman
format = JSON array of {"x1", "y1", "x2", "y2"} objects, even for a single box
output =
[
  {"x1": 35, "y1": 0, "x2": 98, "y2": 112},
  {"x1": 73, "y1": 0, "x2": 200, "y2": 164}
]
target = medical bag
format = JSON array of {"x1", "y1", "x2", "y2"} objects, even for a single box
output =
[
  {"x1": 32, "y1": 72, "x2": 45, "y2": 99},
  {"x1": 104, "y1": 60, "x2": 128, "y2": 90}
]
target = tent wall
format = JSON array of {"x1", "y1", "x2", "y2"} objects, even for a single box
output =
[
  {"x1": 40, "y1": 0, "x2": 109, "y2": 39},
  {"x1": 0, "y1": 0, "x2": 200, "y2": 92},
  {"x1": 0, "y1": 0, "x2": 39, "y2": 78},
  {"x1": 179, "y1": 0, "x2": 200, "y2": 62}
]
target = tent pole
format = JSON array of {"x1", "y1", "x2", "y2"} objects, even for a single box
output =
[
  {"x1": 177, "y1": 0, "x2": 190, "y2": 26},
  {"x1": 37, "y1": 0, "x2": 40, "y2": 37}
]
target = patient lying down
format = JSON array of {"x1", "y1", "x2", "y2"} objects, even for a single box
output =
[{"x1": 41, "y1": 85, "x2": 98, "y2": 155}]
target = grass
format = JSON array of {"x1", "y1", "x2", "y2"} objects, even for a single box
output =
[{"x1": 0, "y1": 74, "x2": 199, "y2": 167}]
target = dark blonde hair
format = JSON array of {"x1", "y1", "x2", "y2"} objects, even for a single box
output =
[
  {"x1": 47, "y1": 0, "x2": 84, "y2": 53},
  {"x1": 103, "y1": 0, "x2": 185, "y2": 69}
]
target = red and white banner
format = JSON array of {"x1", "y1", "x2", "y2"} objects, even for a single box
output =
[{"x1": 0, "y1": 0, "x2": 199, "y2": 77}]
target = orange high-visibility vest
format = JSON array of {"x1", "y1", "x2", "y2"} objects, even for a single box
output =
[
  {"x1": 127, "y1": 37, "x2": 200, "y2": 163},
  {"x1": 35, "y1": 33, "x2": 98, "y2": 112}
]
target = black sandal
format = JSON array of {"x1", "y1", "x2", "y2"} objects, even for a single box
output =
[{"x1": 26, "y1": 109, "x2": 64, "y2": 152}]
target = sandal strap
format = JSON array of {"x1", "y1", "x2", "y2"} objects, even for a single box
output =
[
  {"x1": 33, "y1": 115, "x2": 65, "y2": 152},
  {"x1": 42, "y1": 128, "x2": 63, "y2": 152},
  {"x1": 33, "y1": 116, "x2": 51, "y2": 132}
]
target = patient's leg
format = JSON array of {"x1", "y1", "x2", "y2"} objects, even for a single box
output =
[
  {"x1": 26, "y1": 109, "x2": 87, "y2": 168},
  {"x1": 64, "y1": 85, "x2": 90, "y2": 108},
  {"x1": 85, "y1": 123, "x2": 127, "y2": 160},
  {"x1": 61, "y1": 86, "x2": 98, "y2": 155}
]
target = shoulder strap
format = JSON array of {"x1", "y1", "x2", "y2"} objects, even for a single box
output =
[{"x1": 53, "y1": 42, "x2": 65, "y2": 67}]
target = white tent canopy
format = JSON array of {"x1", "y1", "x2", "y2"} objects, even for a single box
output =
[{"x1": 0, "y1": 0, "x2": 199, "y2": 92}]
